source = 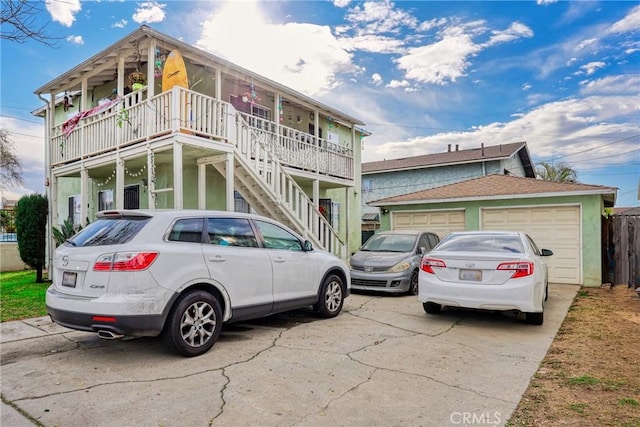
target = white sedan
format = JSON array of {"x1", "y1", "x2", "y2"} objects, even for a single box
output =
[{"x1": 418, "y1": 231, "x2": 553, "y2": 324}]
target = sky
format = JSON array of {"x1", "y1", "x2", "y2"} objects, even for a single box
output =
[{"x1": 1, "y1": 0, "x2": 639, "y2": 207}]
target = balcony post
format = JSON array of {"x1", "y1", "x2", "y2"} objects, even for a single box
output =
[
  {"x1": 173, "y1": 142, "x2": 183, "y2": 209},
  {"x1": 116, "y1": 155, "x2": 124, "y2": 209},
  {"x1": 80, "y1": 167, "x2": 88, "y2": 226}
]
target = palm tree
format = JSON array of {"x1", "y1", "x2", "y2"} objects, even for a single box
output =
[{"x1": 536, "y1": 162, "x2": 577, "y2": 182}]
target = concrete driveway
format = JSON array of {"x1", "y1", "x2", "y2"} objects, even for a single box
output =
[{"x1": 1, "y1": 283, "x2": 578, "y2": 427}]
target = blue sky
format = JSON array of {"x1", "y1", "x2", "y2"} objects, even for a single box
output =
[{"x1": 1, "y1": 0, "x2": 639, "y2": 207}]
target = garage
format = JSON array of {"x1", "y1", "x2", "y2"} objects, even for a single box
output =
[
  {"x1": 372, "y1": 174, "x2": 616, "y2": 287},
  {"x1": 392, "y1": 209, "x2": 465, "y2": 239},
  {"x1": 481, "y1": 205, "x2": 581, "y2": 284}
]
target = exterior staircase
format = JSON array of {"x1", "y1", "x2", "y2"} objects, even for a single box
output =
[{"x1": 211, "y1": 113, "x2": 346, "y2": 258}]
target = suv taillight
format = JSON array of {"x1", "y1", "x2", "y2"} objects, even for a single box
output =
[
  {"x1": 93, "y1": 252, "x2": 158, "y2": 271},
  {"x1": 497, "y1": 261, "x2": 534, "y2": 278},
  {"x1": 421, "y1": 258, "x2": 446, "y2": 274}
]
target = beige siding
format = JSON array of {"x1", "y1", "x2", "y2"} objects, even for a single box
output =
[
  {"x1": 481, "y1": 206, "x2": 581, "y2": 284},
  {"x1": 392, "y1": 210, "x2": 465, "y2": 239}
]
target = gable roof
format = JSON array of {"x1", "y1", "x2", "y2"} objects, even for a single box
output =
[
  {"x1": 368, "y1": 174, "x2": 617, "y2": 207},
  {"x1": 362, "y1": 141, "x2": 535, "y2": 177}
]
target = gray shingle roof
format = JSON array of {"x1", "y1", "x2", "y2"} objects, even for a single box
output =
[
  {"x1": 362, "y1": 142, "x2": 529, "y2": 174},
  {"x1": 369, "y1": 174, "x2": 617, "y2": 206}
]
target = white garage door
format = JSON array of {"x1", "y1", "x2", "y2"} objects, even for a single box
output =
[
  {"x1": 481, "y1": 206, "x2": 581, "y2": 285},
  {"x1": 392, "y1": 210, "x2": 465, "y2": 239}
]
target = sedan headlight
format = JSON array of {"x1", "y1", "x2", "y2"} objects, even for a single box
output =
[{"x1": 388, "y1": 260, "x2": 411, "y2": 273}]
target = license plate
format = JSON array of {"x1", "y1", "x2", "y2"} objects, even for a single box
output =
[
  {"x1": 459, "y1": 269, "x2": 482, "y2": 281},
  {"x1": 62, "y1": 271, "x2": 77, "y2": 288}
]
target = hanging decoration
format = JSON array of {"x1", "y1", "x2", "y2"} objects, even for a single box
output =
[
  {"x1": 125, "y1": 163, "x2": 147, "y2": 177},
  {"x1": 154, "y1": 48, "x2": 165, "y2": 78},
  {"x1": 95, "y1": 170, "x2": 116, "y2": 187},
  {"x1": 328, "y1": 115, "x2": 333, "y2": 129},
  {"x1": 278, "y1": 95, "x2": 283, "y2": 123}
]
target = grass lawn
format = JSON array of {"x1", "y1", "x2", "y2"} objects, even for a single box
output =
[{"x1": 0, "y1": 270, "x2": 49, "y2": 322}]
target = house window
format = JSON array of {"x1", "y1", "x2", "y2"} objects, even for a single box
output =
[
  {"x1": 234, "y1": 191, "x2": 250, "y2": 213},
  {"x1": 124, "y1": 185, "x2": 139, "y2": 209},
  {"x1": 363, "y1": 179, "x2": 374, "y2": 193},
  {"x1": 68, "y1": 195, "x2": 81, "y2": 225},
  {"x1": 98, "y1": 190, "x2": 114, "y2": 211}
]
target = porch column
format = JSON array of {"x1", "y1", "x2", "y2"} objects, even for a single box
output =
[
  {"x1": 81, "y1": 78, "x2": 88, "y2": 112},
  {"x1": 225, "y1": 153, "x2": 234, "y2": 211},
  {"x1": 198, "y1": 163, "x2": 206, "y2": 210},
  {"x1": 45, "y1": 93, "x2": 54, "y2": 271},
  {"x1": 173, "y1": 142, "x2": 183, "y2": 209},
  {"x1": 80, "y1": 167, "x2": 89, "y2": 226},
  {"x1": 115, "y1": 155, "x2": 125, "y2": 209},
  {"x1": 344, "y1": 187, "x2": 350, "y2": 259},
  {"x1": 147, "y1": 148, "x2": 155, "y2": 209},
  {"x1": 215, "y1": 69, "x2": 222, "y2": 99},
  {"x1": 147, "y1": 39, "x2": 156, "y2": 98},
  {"x1": 117, "y1": 56, "x2": 125, "y2": 97}
]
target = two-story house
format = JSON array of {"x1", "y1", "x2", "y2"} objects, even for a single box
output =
[
  {"x1": 34, "y1": 26, "x2": 367, "y2": 264},
  {"x1": 360, "y1": 142, "x2": 535, "y2": 239}
]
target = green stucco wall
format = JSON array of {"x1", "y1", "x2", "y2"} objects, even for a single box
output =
[{"x1": 380, "y1": 194, "x2": 605, "y2": 287}]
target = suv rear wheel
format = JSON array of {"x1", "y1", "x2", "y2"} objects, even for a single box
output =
[
  {"x1": 163, "y1": 290, "x2": 222, "y2": 357},
  {"x1": 314, "y1": 274, "x2": 344, "y2": 318}
]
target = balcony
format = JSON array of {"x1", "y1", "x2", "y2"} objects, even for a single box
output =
[{"x1": 51, "y1": 87, "x2": 355, "y2": 182}]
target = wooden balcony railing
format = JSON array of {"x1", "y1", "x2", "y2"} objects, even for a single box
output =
[{"x1": 50, "y1": 87, "x2": 354, "y2": 181}]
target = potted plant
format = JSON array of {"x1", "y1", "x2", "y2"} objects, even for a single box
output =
[{"x1": 128, "y1": 70, "x2": 146, "y2": 91}]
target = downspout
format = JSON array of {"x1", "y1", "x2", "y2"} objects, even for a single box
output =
[{"x1": 37, "y1": 92, "x2": 54, "y2": 274}]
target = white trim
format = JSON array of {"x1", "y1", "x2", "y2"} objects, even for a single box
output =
[{"x1": 370, "y1": 189, "x2": 615, "y2": 206}]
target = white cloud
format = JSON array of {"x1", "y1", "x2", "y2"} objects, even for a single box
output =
[
  {"x1": 536, "y1": 0, "x2": 558, "y2": 4},
  {"x1": 333, "y1": 0, "x2": 351, "y2": 8},
  {"x1": 371, "y1": 73, "x2": 383, "y2": 86},
  {"x1": 579, "y1": 74, "x2": 640, "y2": 96},
  {"x1": 522, "y1": 83, "x2": 532, "y2": 91},
  {"x1": 386, "y1": 79, "x2": 410, "y2": 89},
  {"x1": 607, "y1": 5, "x2": 640, "y2": 34},
  {"x1": 66, "y1": 35, "x2": 84, "y2": 45},
  {"x1": 366, "y1": 92, "x2": 639, "y2": 170},
  {"x1": 112, "y1": 19, "x2": 128, "y2": 29},
  {"x1": 395, "y1": 35, "x2": 481, "y2": 85},
  {"x1": 485, "y1": 22, "x2": 533, "y2": 46},
  {"x1": 45, "y1": 0, "x2": 81, "y2": 27},
  {"x1": 132, "y1": 2, "x2": 166, "y2": 24},
  {"x1": 339, "y1": 34, "x2": 405, "y2": 54},
  {"x1": 344, "y1": 0, "x2": 418, "y2": 35},
  {"x1": 196, "y1": 2, "x2": 358, "y2": 96},
  {"x1": 578, "y1": 61, "x2": 606, "y2": 76}
]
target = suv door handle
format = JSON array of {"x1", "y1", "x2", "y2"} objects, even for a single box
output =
[{"x1": 208, "y1": 256, "x2": 225, "y2": 262}]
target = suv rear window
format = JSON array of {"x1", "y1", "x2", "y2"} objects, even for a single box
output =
[{"x1": 66, "y1": 217, "x2": 150, "y2": 247}]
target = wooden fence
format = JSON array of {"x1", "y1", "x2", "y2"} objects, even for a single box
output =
[{"x1": 602, "y1": 213, "x2": 639, "y2": 288}]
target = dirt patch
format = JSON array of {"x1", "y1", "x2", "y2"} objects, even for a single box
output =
[{"x1": 508, "y1": 285, "x2": 640, "y2": 426}]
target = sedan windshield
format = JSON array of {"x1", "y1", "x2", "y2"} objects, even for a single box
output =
[{"x1": 361, "y1": 234, "x2": 417, "y2": 252}]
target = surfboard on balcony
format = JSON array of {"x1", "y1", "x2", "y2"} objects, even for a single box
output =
[{"x1": 162, "y1": 50, "x2": 189, "y2": 92}]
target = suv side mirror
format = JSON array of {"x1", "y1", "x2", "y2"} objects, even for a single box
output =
[
  {"x1": 303, "y1": 240, "x2": 314, "y2": 251},
  {"x1": 541, "y1": 248, "x2": 553, "y2": 257}
]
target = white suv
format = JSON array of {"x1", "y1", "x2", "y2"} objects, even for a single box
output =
[{"x1": 46, "y1": 210, "x2": 350, "y2": 357}]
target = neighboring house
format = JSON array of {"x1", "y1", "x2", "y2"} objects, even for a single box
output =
[
  {"x1": 361, "y1": 142, "x2": 535, "y2": 239},
  {"x1": 33, "y1": 26, "x2": 367, "y2": 265},
  {"x1": 369, "y1": 174, "x2": 617, "y2": 287}
]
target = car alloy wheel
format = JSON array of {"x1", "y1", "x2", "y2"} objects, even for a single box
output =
[
  {"x1": 314, "y1": 274, "x2": 344, "y2": 318},
  {"x1": 163, "y1": 290, "x2": 222, "y2": 357}
]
